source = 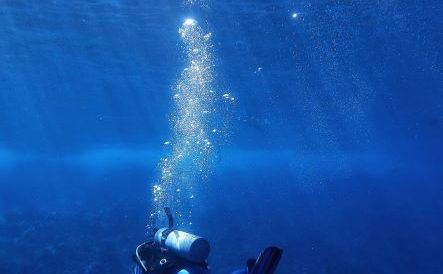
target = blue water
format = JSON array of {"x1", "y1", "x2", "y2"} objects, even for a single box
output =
[{"x1": 1, "y1": 0, "x2": 442, "y2": 273}]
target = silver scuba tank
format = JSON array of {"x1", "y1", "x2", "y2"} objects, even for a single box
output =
[{"x1": 154, "y1": 227, "x2": 210, "y2": 263}]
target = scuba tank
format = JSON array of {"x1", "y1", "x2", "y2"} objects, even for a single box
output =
[
  {"x1": 154, "y1": 228, "x2": 210, "y2": 263},
  {"x1": 153, "y1": 207, "x2": 210, "y2": 263},
  {"x1": 133, "y1": 208, "x2": 210, "y2": 274}
]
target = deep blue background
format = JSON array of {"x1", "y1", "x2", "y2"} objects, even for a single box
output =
[{"x1": 0, "y1": 0, "x2": 442, "y2": 273}]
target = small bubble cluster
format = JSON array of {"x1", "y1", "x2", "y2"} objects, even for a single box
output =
[{"x1": 183, "y1": 0, "x2": 209, "y2": 8}]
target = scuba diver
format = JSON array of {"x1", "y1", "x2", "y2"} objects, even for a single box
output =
[{"x1": 133, "y1": 208, "x2": 283, "y2": 274}]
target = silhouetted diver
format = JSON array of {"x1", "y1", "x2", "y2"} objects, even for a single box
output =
[{"x1": 133, "y1": 207, "x2": 282, "y2": 274}]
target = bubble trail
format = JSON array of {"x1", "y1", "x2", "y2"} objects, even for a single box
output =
[{"x1": 147, "y1": 18, "x2": 216, "y2": 232}]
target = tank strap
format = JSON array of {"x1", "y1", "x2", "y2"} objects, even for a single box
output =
[{"x1": 160, "y1": 228, "x2": 173, "y2": 247}]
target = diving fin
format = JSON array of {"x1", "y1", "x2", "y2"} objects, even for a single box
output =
[{"x1": 249, "y1": 246, "x2": 283, "y2": 274}]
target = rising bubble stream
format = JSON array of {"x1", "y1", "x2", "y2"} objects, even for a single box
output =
[{"x1": 147, "y1": 19, "x2": 218, "y2": 232}]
